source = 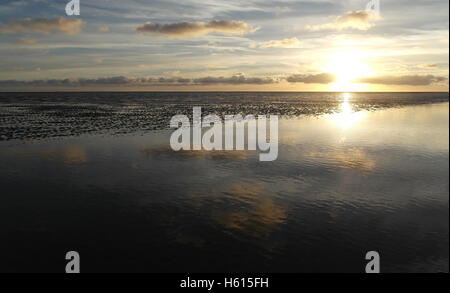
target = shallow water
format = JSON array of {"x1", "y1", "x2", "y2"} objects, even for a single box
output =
[
  {"x1": 0, "y1": 93, "x2": 448, "y2": 273},
  {"x1": 1, "y1": 92, "x2": 448, "y2": 140}
]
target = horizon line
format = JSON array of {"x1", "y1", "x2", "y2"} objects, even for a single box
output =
[{"x1": 1, "y1": 90, "x2": 449, "y2": 94}]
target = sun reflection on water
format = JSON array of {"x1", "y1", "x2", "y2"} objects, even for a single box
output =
[{"x1": 328, "y1": 93, "x2": 366, "y2": 130}]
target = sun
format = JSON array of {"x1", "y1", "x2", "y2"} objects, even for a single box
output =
[{"x1": 322, "y1": 50, "x2": 372, "y2": 92}]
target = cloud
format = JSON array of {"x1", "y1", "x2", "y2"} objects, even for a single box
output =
[
  {"x1": 193, "y1": 74, "x2": 276, "y2": 85},
  {"x1": 137, "y1": 64, "x2": 151, "y2": 70},
  {"x1": 17, "y1": 38, "x2": 37, "y2": 45},
  {"x1": 0, "y1": 77, "x2": 131, "y2": 87},
  {"x1": 0, "y1": 74, "x2": 276, "y2": 88},
  {"x1": 136, "y1": 20, "x2": 258, "y2": 37},
  {"x1": 163, "y1": 71, "x2": 181, "y2": 76},
  {"x1": 259, "y1": 37, "x2": 301, "y2": 49},
  {"x1": 98, "y1": 26, "x2": 109, "y2": 32},
  {"x1": 0, "y1": 18, "x2": 83, "y2": 35},
  {"x1": 306, "y1": 10, "x2": 380, "y2": 31},
  {"x1": 286, "y1": 73, "x2": 336, "y2": 84},
  {"x1": 355, "y1": 75, "x2": 448, "y2": 86},
  {"x1": 418, "y1": 64, "x2": 438, "y2": 69},
  {"x1": 2, "y1": 74, "x2": 447, "y2": 88},
  {"x1": 78, "y1": 76, "x2": 133, "y2": 85}
]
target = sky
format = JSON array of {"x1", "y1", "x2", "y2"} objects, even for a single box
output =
[{"x1": 0, "y1": 0, "x2": 448, "y2": 91}]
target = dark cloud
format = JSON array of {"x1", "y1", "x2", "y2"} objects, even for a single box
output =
[
  {"x1": 0, "y1": 74, "x2": 276, "y2": 88},
  {"x1": 286, "y1": 73, "x2": 336, "y2": 84},
  {"x1": 356, "y1": 75, "x2": 448, "y2": 86},
  {"x1": 136, "y1": 20, "x2": 258, "y2": 37},
  {"x1": 3, "y1": 74, "x2": 446, "y2": 88},
  {"x1": 193, "y1": 74, "x2": 276, "y2": 85},
  {"x1": 78, "y1": 76, "x2": 132, "y2": 85},
  {"x1": 0, "y1": 18, "x2": 83, "y2": 35}
]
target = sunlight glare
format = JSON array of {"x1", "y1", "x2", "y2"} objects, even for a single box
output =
[
  {"x1": 323, "y1": 50, "x2": 372, "y2": 92},
  {"x1": 328, "y1": 93, "x2": 366, "y2": 130}
]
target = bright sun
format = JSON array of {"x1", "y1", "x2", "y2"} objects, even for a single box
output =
[{"x1": 322, "y1": 50, "x2": 372, "y2": 92}]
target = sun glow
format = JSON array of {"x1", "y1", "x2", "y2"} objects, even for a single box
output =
[{"x1": 323, "y1": 50, "x2": 372, "y2": 92}]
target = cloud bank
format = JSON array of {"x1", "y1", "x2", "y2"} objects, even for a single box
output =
[
  {"x1": 0, "y1": 73, "x2": 339, "y2": 88},
  {"x1": 136, "y1": 20, "x2": 258, "y2": 37},
  {"x1": 355, "y1": 75, "x2": 448, "y2": 86},
  {"x1": 2, "y1": 74, "x2": 446, "y2": 88},
  {"x1": 286, "y1": 73, "x2": 336, "y2": 84},
  {"x1": 0, "y1": 18, "x2": 83, "y2": 35},
  {"x1": 193, "y1": 74, "x2": 276, "y2": 85},
  {"x1": 0, "y1": 74, "x2": 276, "y2": 88}
]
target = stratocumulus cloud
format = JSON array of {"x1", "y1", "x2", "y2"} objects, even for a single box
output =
[
  {"x1": 2, "y1": 74, "x2": 446, "y2": 88},
  {"x1": 355, "y1": 75, "x2": 448, "y2": 86},
  {"x1": 306, "y1": 10, "x2": 379, "y2": 31},
  {"x1": 0, "y1": 18, "x2": 83, "y2": 35},
  {"x1": 0, "y1": 74, "x2": 276, "y2": 88},
  {"x1": 286, "y1": 73, "x2": 336, "y2": 84},
  {"x1": 193, "y1": 74, "x2": 276, "y2": 85},
  {"x1": 136, "y1": 20, "x2": 258, "y2": 37}
]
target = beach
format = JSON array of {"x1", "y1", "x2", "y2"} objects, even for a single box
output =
[{"x1": 0, "y1": 92, "x2": 448, "y2": 273}]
